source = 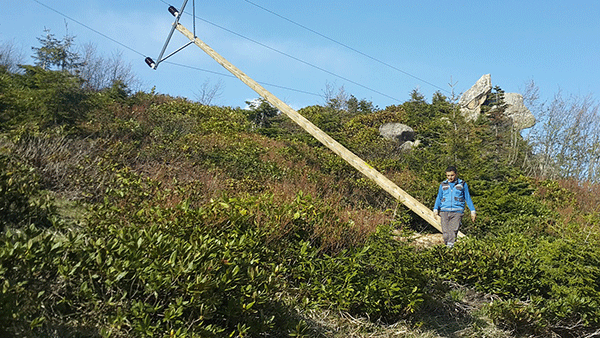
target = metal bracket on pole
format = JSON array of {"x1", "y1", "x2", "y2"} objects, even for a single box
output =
[{"x1": 145, "y1": 0, "x2": 196, "y2": 70}]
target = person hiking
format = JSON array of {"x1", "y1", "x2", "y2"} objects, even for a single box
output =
[{"x1": 433, "y1": 166, "x2": 476, "y2": 248}]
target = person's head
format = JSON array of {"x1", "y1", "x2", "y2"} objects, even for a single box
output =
[{"x1": 445, "y1": 166, "x2": 458, "y2": 183}]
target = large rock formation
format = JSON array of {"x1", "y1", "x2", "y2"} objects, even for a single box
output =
[
  {"x1": 379, "y1": 123, "x2": 420, "y2": 151},
  {"x1": 458, "y1": 74, "x2": 492, "y2": 121},
  {"x1": 379, "y1": 123, "x2": 415, "y2": 142},
  {"x1": 503, "y1": 93, "x2": 536, "y2": 130},
  {"x1": 459, "y1": 74, "x2": 535, "y2": 130}
]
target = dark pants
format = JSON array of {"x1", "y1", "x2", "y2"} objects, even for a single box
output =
[{"x1": 440, "y1": 211, "x2": 462, "y2": 246}]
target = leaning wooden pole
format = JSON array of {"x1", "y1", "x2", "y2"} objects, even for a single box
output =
[{"x1": 175, "y1": 23, "x2": 460, "y2": 236}]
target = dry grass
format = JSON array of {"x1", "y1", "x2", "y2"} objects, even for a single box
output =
[
  {"x1": 297, "y1": 305, "x2": 512, "y2": 338},
  {"x1": 302, "y1": 308, "x2": 422, "y2": 337},
  {"x1": 394, "y1": 232, "x2": 445, "y2": 249},
  {"x1": 279, "y1": 278, "x2": 513, "y2": 338}
]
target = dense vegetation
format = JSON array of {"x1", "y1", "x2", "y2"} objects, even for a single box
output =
[{"x1": 1, "y1": 38, "x2": 600, "y2": 337}]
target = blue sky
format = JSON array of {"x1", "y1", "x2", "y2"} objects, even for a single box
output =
[{"x1": 1, "y1": 0, "x2": 598, "y2": 110}]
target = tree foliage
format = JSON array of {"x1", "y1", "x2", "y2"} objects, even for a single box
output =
[{"x1": 32, "y1": 28, "x2": 81, "y2": 71}]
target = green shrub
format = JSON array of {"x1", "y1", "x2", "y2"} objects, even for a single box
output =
[
  {"x1": 534, "y1": 239, "x2": 600, "y2": 329},
  {"x1": 485, "y1": 298, "x2": 546, "y2": 336},
  {"x1": 288, "y1": 226, "x2": 426, "y2": 322},
  {"x1": 0, "y1": 150, "x2": 53, "y2": 228},
  {"x1": 434, "y1": 235, "x2": 548, "y2": 299},
  {"x1": 1, "y1": 66, "x2": 89, "y2": 131},
  {"x1": 431, "y1": 234, "x2": 600, "y2": 336},
  {"x1": 0, "y1": 195, "x2": 299, "y2": 337},
  {"x1": 465, "y1": 176, "x2": 547, "y2": 237}
]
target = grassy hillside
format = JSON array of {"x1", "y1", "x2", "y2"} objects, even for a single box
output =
[{"x1": 1, "y1": 65, "x2": 600, "y2": 337}]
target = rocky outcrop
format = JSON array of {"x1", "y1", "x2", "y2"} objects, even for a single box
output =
[
  {"x1": 379, "y1": 123, "x2": 415, "y2": 142},
  {"x1": 379, "y1": 123, "x2": 419, "y2": 151},
  {"x1": 459, "y1": 74, "x2": 535, "y2": 130},
  {"x1": 459, "y1": 74, "x2": 492, "y2": 121},
  {"x1": 503, "y1": 93, "x2": 536, "y2": 130}
]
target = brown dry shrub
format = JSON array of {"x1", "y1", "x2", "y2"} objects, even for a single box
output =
[
  {"x1": 5, "y1": 134, "x2": 114, "y2": 201},
  {"x1": 556, "y1": 179, "x2": 600, "y2": 214},
  {"x1": 535, "y1": 178, "x2": 600, "y2": 241}
]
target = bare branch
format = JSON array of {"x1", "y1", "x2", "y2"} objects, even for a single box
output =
[{"x1": 194, "y1": 78, "x2": 224, "y2": 105}]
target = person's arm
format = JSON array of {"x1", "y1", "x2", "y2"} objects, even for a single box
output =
[
  {"x1": 433, "y1": 184, "x2": 443, "y2": 215},
  {"x1": 464, "y1": 182, "x2": 476, "y2": 222}
]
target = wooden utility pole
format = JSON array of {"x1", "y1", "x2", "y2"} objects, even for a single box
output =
[{"x1": 175, "y1": 23, "x2": 462, "y2": 237}]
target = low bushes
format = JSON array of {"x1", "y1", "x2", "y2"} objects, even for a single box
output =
[
  {"x1": 0, "y1": 149, "x2": 53, "y2": 228},
  {"x1": 431, "y1": 234, "x2": 600, "y2": 336},
  {"x1": 287, "y1": 227, "x2": 427, "y2": 322},
  {"x1": 1, "y1": 171, "x2": 428, "y2": 337},
  {"x1": 1, "y1": 196, "x2": 295, "y2": 337},
  {"x1": 3, "y1": 66, "x2": 600, "y2": 337}
]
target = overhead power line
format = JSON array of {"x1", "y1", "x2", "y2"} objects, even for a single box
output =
[
  {"x1": 30, "y1": 0, "x2": 416, "y2": 102},
  {"x1": 31, "y1": 0, "x2": 144, "y2": 57},
  {"x1": 187, "y1": 14, "x2": 404, "y2": 103},
  {"x1": 242, "y1": 0, "x2": 450, "y2": 94},
  {"x1": 158, "y1": 0, "x2": 403, "y2": 102},
  {"x1": 172, "y1": 63, "x2": 321, "y2": 97}
]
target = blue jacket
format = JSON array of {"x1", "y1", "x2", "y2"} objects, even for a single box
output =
[{"x1": 433, "y1": 178, "x2": 476, "y2": 214}]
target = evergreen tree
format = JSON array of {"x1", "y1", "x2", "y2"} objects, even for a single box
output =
[
  {"x1": 245, "y1": 98, "x2": 279, "y2": 128},
  {"x1": 31, "y1": 28, "x2": 81, "y2": 71}
]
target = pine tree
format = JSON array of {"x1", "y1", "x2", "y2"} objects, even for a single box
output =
[{"x1": 31, "y1": 27, "x2": 81, "y2": 71}]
